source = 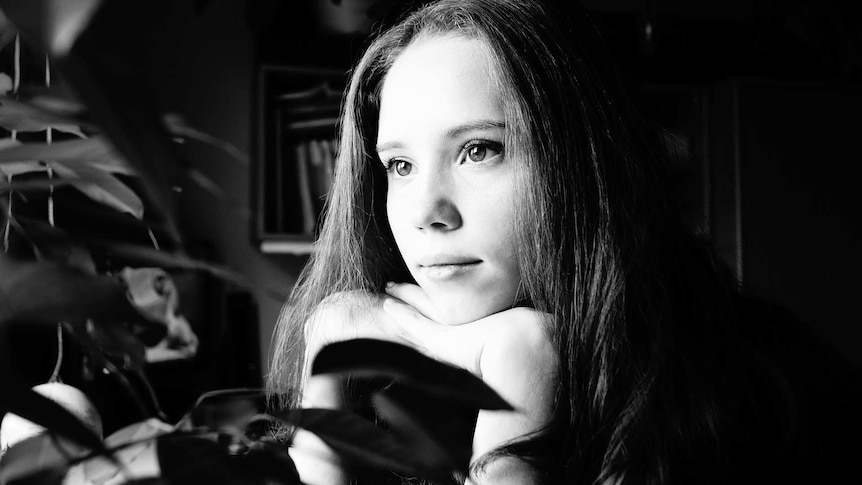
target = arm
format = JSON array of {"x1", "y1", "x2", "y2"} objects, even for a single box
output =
[
  {"x1": 292, "y1": 289, "x2": 558, "y2": 484},
  {"x1": 469, "y1": 309, "x2": 557, "y2": 484},
  {"x1": 289, "y1": 374, "x2": 350, "y2": 485},
  {"x1": 383, "y1": 286, "x2": 558, "y2": 484},
  {"x1": 289, "y1": 291, "x2": 417, "y2": 485}
]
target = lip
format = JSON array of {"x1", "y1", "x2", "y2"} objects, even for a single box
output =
[
  {"x1": 417, "y1": 257, "x2": 482, "y2": 281},
  {"x1": 418, "y1": 254, "x2": 482, "y2": 267}
]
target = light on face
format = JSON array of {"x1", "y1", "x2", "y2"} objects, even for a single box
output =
[{"x1": 377, "y1": 35, "x2": 522, "y2": 325}]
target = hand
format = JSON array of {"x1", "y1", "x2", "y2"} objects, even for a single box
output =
[
  {"x1": 384, "y1": 282, "x2": 558, "y2": 481},
  {"x1": 303, "y1": 290, "x2": 418, "y2": 366},
  {"x1": 301, "y1": 286, "x2": 557, "y2": 484},
  {"x1": 300, "y1": 290, "x2": 418, "y2": 409},
  {"x1": 383, "y1": 282, "x2": 554, "y2": 379}
]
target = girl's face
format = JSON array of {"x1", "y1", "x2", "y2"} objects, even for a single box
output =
[{"x1": 377, "y1": 35, "x2": 522, "y2": 325}]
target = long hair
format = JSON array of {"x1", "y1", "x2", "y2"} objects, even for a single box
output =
[{"x1": 268, "y1": 0, "x2": 761, "y2": 483}]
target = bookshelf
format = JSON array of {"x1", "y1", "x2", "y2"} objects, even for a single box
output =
[{"x1": 254, "y1": 65, "x2": 345, "y2": 254}]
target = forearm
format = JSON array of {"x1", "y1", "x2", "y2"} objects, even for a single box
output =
[
  {"x1": 469, "y1": 316, "x2": 557, "y2": 484},
  {"x1": 290, "y1": 375, "x2": 349, "y2": 485}
]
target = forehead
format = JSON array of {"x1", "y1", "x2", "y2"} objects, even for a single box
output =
[{"x1": 377, "y1": 35, "x2": 504, "y2": 134}]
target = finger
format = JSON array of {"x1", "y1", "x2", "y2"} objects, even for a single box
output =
[
  {"x1": 384, "y1": 282, "x2": 439, "y2": 321},
  {"x1": 381, "y1": 296, "x2": 441, "y2": 349},
  {"x1": 383, "y1": 296, "x2": 479, "y2": 371}
]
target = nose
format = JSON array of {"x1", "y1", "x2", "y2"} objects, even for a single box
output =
[{"x1": 410, "y1": 169, "x2": 462, "y2": 231}]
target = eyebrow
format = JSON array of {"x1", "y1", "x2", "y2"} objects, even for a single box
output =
[{"x1": 375, "y1": 119, "x2": 506, "y2": 153}]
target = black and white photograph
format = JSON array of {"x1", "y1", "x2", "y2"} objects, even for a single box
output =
[{"x1": 1, "y1": 0, "x2": 860, "y2": 483}]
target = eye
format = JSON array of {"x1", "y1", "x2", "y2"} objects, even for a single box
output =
[
  {"x1": 460, "y1": 140, "x2": 503, "y2": 164},
  {"x1": 392, "y1": 159, "x2": 412, "y2": 176},
  {"x1": 468, "y1": 144, "x2": 487, "y2": 162}
]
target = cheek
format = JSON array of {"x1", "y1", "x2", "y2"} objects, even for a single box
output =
[
  {"x1": 385, "y1": 190, "x2": 410, "y2": 249},
  {"x1": 467, "y1": 183, "x2": 519, "y2": 249}
]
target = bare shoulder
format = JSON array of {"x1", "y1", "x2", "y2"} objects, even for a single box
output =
[
  {"x1": 307, "y1": 290, "x2": 410, "y2": 353},
  {"x1": 479, "y1": 307, "x2": 557, "y2": 379},
  {"x1": 310, "y1": 290, "x2": 383, "y2": 329},
  {"x1": 314, "y1": 290, "x2": 381, "y2": 318},
  {"x1": 470, "y1": 308, "x2": 558, "y2": 470},
  {"x1": 306, "y1": 290, "x2": 382, "y2": 350}
]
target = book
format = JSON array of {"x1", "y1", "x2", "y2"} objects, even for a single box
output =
[{"x1": 295, "y1": 141, "x2": 315, "y2": 234}]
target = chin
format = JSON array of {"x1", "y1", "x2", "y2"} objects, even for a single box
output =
[{"x1": 430, "y1": 294, "x2": 511, "y2": 326}]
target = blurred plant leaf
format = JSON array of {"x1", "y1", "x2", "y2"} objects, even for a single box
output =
[
  {"x1": 163, "y1": 113, "x2": 249, "y2": 165},
  {"x1": 51, "y1": 162, "x2": 143, "y2": 218},
  {"x1": 0, "y1": 136, "x2": 135, "y2": 175},
  {"x1": 312, "y1": 339, "x2": 513, "y2": 411},
  {"x1": 0, "y1": 177, "x2": 74, "y2": 192},
  {"x1": 14, "y1": 84, "x2": 91, "y2": 119},
  {"x1": 181, "y1": 388, "x2": 266, "y2": 432},
  {"x1": 0, "y1": 9, "x2": 17, "y2": 53},
  {"x1": 273, "y1": 407, "x2": 453, "y2": 481},
  {"x1": 63, "y1": 322, "x2": 164, "y2": 421},
  {"x1": 373, "y1": 386, "x2": 475, "y2": 479},
  {"x1": 186, "y1": 168, "x2": 253, "y2": 224},
  {"x1": 150, "y1": 432, "x2": 301, "y2": 484},
  {"x1": 1, "y1": 0, "x2": 185, "y2": 248},
  {"x1": 0, "y1": 138, "x2": 46, "y2": 177},
  {"x1": 230, "y1": 441, "x2": 302, "y2": 485},
  {"x1": 0, "y1": 0, "x2": 102, "y2": 56},
  {"x1": 13, "y1": 216, "x2": 97, "y2": 272},
  {"x1": 155, "y1": 433, "x2": 236, "y2": 483},
  {"x1": 0, "y1": 380, "x2": 107, "y2": 457},
  {"x1": 0, "y1": 433, "x2": 76, "y2": 485},
  {"x1": 0, "y1": 96, "x2": 87, "y2": 136},
  {"x1": 72, "y1": 418, "x2": 174, "y2": 485},
  {"x1": 94, "y1": 242, "x2": 252, "y2": 289},
  {"x1": 0, "y1": 254, "x2": 149, "y2": 327}
]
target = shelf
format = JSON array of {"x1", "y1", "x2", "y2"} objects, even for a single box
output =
[
  {"x1": 259, "y1": 238, "x2": 316, "y2": 255},
  {"x1": 254, "y1": 64, "x2": 345, "y2": 247}
]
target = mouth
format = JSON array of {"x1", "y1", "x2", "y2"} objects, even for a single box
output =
[{"x1": 418, "y1": 258, "x2": 482, "y2": 281}]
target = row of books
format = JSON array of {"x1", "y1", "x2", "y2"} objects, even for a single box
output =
[{"x1": 292, "y1": 138, "x2": 337, "y2": 235}]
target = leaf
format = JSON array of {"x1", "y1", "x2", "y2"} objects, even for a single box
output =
[
  {"x1": 0, "y1": 382, "x2": 106, "y2": 456},
  {"x1": 163, "y1": 113, "x2": 249, "y2": 165},
  {"x1": 272, "y1": 407, "x2": 452, "y2": 481},
  {"x1": 231, "y1": 442, "x2": 302, "y2": 485},
  {"x1": 73, "y1": 419, "x2": 173, "y2": 485},
  {"x1": 1, "y1": 0, "x2": 185, "y2": 249},
  {"x1": 312, "y1": 339, "x2": 514, "y2": 411},
  {"x1": 182, "y1": 388, "x2": 267, "y2": 432},
  {"x1": 372, "y1": 386, "x2": 477, "y2": 479},
  {"x1": 15, "y1": 85, "x2": 90, "y2": 120},
  {"x1": 0, "y1": 139, "x2": 47, "y2": 177},
  {"x1": 0, "y1": 177, "x2": 75, "y2": 192},
  {"x1": 93, "y1": 242, "x2": 253, "y2": 289},
  {"x1": 0, "y1": 254, "x2": 146, "y2": 327},
  {"x1": 14, "y1": 216, "x2": 98, "y2": 273},
  {"x1": 52, "y1": 162, "x2": 144, "y2": 218},
  {"x1": 0, "y1": 0, "x2": 102, "y2": 57},
  {"x1": 0, "y1": 136, "x2": 135, "y2": 175},
  {"x1": 0, "y1": 433, "x2": 76, "y2": 485},
  {"x1": 62, "y1": 322, "x2": 165, "y2": 420},
  {"x1": 0, "y1": 12, "x2": 17, "y2": 54},
  {"x1": 152, "y1": 432, "x2": 301, "y2": 484},
  {"x1": 0, "y1": 96, "x2": 87, "y2": 136},
  {"x1": 155, "y1": 434, "x2": 238, "y2": 483}
]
